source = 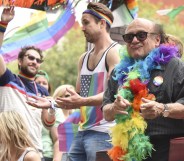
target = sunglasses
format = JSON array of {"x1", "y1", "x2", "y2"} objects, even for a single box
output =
[
  {"x1": 122, "y1": 31, "x2": 157, "y2": 43},
  {"x1": 24, "y1": 54, "x2": 43, "y2": 64}
]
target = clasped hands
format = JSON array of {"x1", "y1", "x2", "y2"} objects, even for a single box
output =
[{"x1": 112, "y1": 95, "x2": 164, "y2": 119}]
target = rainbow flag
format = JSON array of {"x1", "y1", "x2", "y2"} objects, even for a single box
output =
[
  {"x1": 0, "y1": 0, "x2": 75, "y2": 63},
  {"x1": 167, "y1": 6, "x2": 184, "y2": 19},
  {"x1": 58, "y1": 109, "x2": 80, "y2": 152},
  {"x1": 157, "y1": 6, "x2": 184, "y2": 20}
]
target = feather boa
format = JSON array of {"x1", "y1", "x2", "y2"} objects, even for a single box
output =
[{"x1": 108, "y1": 44, "x2": 179, "y2": 161}]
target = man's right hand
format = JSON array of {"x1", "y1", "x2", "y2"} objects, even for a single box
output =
[
  {"x1": 1, "y1": 6, "x2": 15, "y2": 23},
  {"x1": 26, "y1": 96, "x2": 51, "y2": 109}
]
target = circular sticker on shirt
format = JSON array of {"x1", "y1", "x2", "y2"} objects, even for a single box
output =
[{"x1": 153, "y1": 76, "x2": 163, "y2": 86}]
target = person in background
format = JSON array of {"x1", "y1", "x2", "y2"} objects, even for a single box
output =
[
  {"x1": 165, "y1": 34, "x2": 183, "y2": 57},
  {"x1": 35, "y1": 70, "x2": 63, "y2": 161},
  {"x1": 0, "y1": 7, "x2": 56, "y2": 160},
  {"x1": 0, "y1": 110, "x2": 41, "y2": 161},
  {"x1": 35, "y1": 70, "x2": 52, "y2": 94},
  {"x1": 53, "y1": 84, "x2": 75, "y2": 119},
  {"x1": 52, "y1": 84, "x2": 80, "y2": 161},
  {"x1": 102, "y1": 18, "x2": 184, "y2": 161}
]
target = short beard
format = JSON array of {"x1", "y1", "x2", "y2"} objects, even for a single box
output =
[{"x1": 20, "y1": 66, "x2": 37, "y2": 78}]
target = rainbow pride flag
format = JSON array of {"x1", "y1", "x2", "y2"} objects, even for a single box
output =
[
  {"x1": 58, "y1": 109, "x2": 80, "y2": 152},
  {"x1": 0, "y1": 0, "x2": 75, "y2": 63},
  {"x1": 157, "y1": 6, "x2": 184, "y2": 20},
  {"x1": 167, "y1": 6, "x2": 184, "y2": 19}
]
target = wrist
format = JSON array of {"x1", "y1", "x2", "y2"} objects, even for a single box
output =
[
  {"x1": 48, "y1": 108, "x2": 56, "y2": 115},
  {"x1": 48, "y1": 100, "x2": 57, "y2": 115},
  {"x1": 0, "y1": 21, "x2": 8, "y2": 33},
  {"x1": 162, "y1": 104, "x2": 170, "y2": 117},
  {"x1": 49, "y1": 100, "x2": 57, "y2": 109},
  {"x1": 110, "y1": 103, "x2": 116, "y2": 118}
]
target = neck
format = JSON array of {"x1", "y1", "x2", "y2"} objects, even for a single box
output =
[
  {"x1": 63, "y1": 109, "x2": 71, "y2": 119},
  {"x1": 93, "y1": 36, "x2": 113, "y2": 53},
  {"x1": 18, "y1": 72, "x2": 35, "y2": 81},
  {"x1": 10, "y1": 147, "x2": 20, "y2": 161}
]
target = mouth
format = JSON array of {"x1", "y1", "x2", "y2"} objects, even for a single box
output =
[
  {"x1": 29, "y1": 65, "x2": 37, "y2": 71},
  {"x1": 130, "y1": 44, "x2": 142, "y2": 50}
]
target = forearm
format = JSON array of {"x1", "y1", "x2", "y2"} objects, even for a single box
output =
[
  {"x1": 163, "y1": 102, "x2": 184, "y2": 119},
  {"x1": 53, "y1": 140, "x2": 62, "y2": 161},
  {"x1": 0, "y1": 32, "x2": 4, "y2": 47},
  {"x1": 0, "y1": 31, "x2": 6, "y2": 76},
  {"x1": 42, "y1": 109, "x2": 56, "y2": 127},
  {"x1": 81, "y1": 92, "x2": 104, "y2": 106},
  {"x1": 103, "y1": 103, "x2": 115, "y2": 121},
  {"x1": 0, "y1": 53, "x2": 6, "y2": 76},
  {"x1": 0, "y1": 21, "x2": 8, "y2": 46}
]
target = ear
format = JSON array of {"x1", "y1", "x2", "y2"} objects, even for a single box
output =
[
  {"x1": 100, "y1": 19, "x2": 106, "y2": 29},
  {"x1": 18, "y1": 58, "x2": 22, "y2": 67},
  {"x1": 155, "y1": 34, "x2": 161, "y2": 47}
]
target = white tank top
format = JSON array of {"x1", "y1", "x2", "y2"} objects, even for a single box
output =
[
  {"x1": 79, "y1": 42, "x2": 117, "y2": 132},
  {"x1": 17, "y1": 148, "x2": 37, "y2": 161}
]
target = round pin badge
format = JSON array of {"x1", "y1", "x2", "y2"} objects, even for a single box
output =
[{"x1": 153, "y1": 76, "x2": 163, "y2": 86}]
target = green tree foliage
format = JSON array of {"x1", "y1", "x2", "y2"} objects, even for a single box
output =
[
  {"x1": 138, "y1": 0, "x2": 184, "y2": 45},
  {"x1": 40, "y1": 26, "x2": 85, "y2": 93}
]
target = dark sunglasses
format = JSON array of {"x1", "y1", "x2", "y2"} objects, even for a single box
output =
[
  {"x1": 122, "y1": 31, "x2": 157, "y2": 43},
  {"x1": 24, "y1": 54, "x2": 43, "y2": 64}
]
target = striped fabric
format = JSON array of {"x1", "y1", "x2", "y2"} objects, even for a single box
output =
[
  {"x1": 58, "y1": 109, "x2": 80, "y2": 152},
  {"x1": 0, "y1": 0, "x2": 75, "y2": 63},
  {"x1": 0, "y1": 70, "x2": 49, "y2": 151},
  {"x1": 79, "y1": 72, "x2": 104, "y2": 129}
]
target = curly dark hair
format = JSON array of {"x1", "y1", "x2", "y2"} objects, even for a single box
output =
[
  {"x1": 18, "y1": 46, "x2": 43, "y2": 59},
  {"x1": 18, "y1": 46, "x2": 43, "y2": 69}
]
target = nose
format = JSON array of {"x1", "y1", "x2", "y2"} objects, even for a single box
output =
[
  {"x1": 33, "y1": 58, "x2": 37, "y2": 63},
  {"x1": 81, "y1": 25, "x2": 85, "y2": 31},
  {"x1": 132, "y1": 35, "x2": 139, "y2": 43}
]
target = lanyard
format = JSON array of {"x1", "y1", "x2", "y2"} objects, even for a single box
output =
[{"x1": 18, "y1": 75, "x2": 38, "y2": 100}]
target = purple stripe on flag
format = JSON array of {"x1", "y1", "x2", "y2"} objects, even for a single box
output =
[{"x1": 58, "y1": 110, "x2": 80, "y2": 152}]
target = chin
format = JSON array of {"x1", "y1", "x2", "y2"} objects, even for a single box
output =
[
  {"x1": 28, "y1": 71, "x2": 37, "y2": 77},
  {"x1": 131, "y1": 53, "x2": 141, "y2": 59}
]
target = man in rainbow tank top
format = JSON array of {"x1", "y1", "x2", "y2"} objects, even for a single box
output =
[
  {"x1": 0, "y1": 7, "x2": 56, "y2": 161},
  {"x1": 102, "y1": 18, "x2": 184, "y2": 161},
  {"x1": 55, "y1": 2, "x2": 122, "y2": 161},
  {"x1": 25, "y1": 2, "x2": 122, "y2": 160}
]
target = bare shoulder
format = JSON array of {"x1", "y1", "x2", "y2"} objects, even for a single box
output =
[
  {"x1": 110, "y1": 43, "x2": 124, "y2": 54},
  {"x1": 107, "y1": 43, "x2": 124, "y2": 59},
  {"x1": 78, "y1": 52, "x2": 87, "y2": 69},
  {"x1": 24, "y1": 150, "x2": 41, "y2": 161},
  {"x1": 79, "y1": 52, "x2": 86, "y2": 61}
]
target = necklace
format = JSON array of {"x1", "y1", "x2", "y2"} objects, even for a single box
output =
[{"x1": 108, "y1": 44, "x2": 179, "y2": 161}]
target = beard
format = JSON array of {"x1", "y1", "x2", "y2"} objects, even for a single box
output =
[
  {"x1": 20, "y1": 65, "x2": 38, "y2": 78},
  {"x1": 84, "y1": 32, "x2": 95, "y2": 43}
]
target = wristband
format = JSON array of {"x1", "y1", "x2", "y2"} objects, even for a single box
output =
[
  {"x1": 48, "y1": 100, "x2": 56, "y2": 115},
  {"x1": 49, "y1": 100, "x2": 57, "y2": 110},
  {"x1": 0, "y1": 21, "x2": 8, "y2": 33}
]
